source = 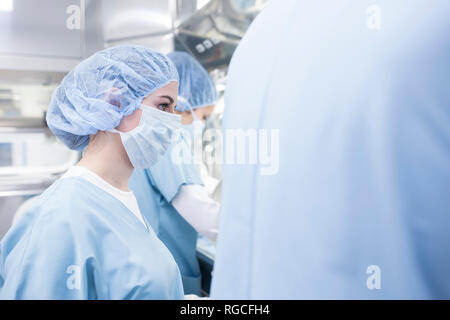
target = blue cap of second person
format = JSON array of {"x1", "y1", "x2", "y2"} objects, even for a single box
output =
[
  {"x1": 46, "y1": 45, "x2": 179, "y2": 150},
  {"x1": 168, "y1": 51, "x2": 218, "y2": 112}
]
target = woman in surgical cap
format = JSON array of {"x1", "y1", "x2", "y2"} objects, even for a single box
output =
[
  {"x1": 0, "y1": 45, "x2": 185, "y2": 299},
  {"x1": 129, "y1": 51, "x2": 220, "y2": 295}
]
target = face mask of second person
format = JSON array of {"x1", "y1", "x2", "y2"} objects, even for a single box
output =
[
  {"x1": 183, "y1": 109, "x2": 205, "y2": 142},
  {"x1": 110, "y1": 104, "x2": 181, "y2": 169}
]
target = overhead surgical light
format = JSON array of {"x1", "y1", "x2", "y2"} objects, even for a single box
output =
[{"x1": 0, "y1": 0, "x2": 13, "y2": 12}]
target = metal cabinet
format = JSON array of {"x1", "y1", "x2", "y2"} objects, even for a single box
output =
[{"x1": 0, "y1": 0, "x2": 94, "y2": 72}]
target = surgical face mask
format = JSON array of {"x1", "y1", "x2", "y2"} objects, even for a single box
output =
[
  {"x1": 110, "y1": 105, "x2": 181, "y2": 168},
  {"x1": 183, "y1": 108, "x2": 205, "y2": 141}
]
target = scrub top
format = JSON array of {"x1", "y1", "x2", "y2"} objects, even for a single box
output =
[
  {"x1": 130, "y1": 135, "x2": 204, "y2": 295},
  {"x1": 212, "y1": 0, "x2": 450, "y2": 299},
  {"x1": 0, "y1": 177, "x2": 184, "y2": 299}
]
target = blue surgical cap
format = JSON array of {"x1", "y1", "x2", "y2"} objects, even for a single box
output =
[
  {"x1": 168, "y1": 52, "x2": 218, "y2": 112},
  {"x1": 46, "y1": 45, "x2": 179, "y2": 150}
]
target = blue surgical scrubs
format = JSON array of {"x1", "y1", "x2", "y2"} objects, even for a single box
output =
[
  {"x1": 0, "y1": 177, "x2": 184, "y2": 299},
  {"x1": 212, "y1": 0, "x2": 450, "y2": 299},
  {"x1": 130, "y1": 135, "x2": 204, "y2": 295}
]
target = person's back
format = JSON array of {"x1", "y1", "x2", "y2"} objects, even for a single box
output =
[{"x1": 212, "y1": 0, "x2": 450, "y2": 299}]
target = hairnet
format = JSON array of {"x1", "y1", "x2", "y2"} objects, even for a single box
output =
[
  {"x1": 168, "y1": 52, "x2": 218, "y2": 112},
  {"x1": 46, "y1": 45, "x2": 179, "y2": 150}
]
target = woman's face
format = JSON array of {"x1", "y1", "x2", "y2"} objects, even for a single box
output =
[
  {"x1": 176, "y1": 105, "x2": 215, "y2": 125},
  {"x1": 116, "y1": 81, "x2": 178, "y2": 132}
]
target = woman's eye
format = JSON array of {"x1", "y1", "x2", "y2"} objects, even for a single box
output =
[{"x1": 157, "y1": 103, "x2": 170, "y2": 111}]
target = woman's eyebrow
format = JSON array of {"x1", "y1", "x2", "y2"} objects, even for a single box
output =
[{"x1": 160, "y1": 95, "x2": 174, "y2": 104}]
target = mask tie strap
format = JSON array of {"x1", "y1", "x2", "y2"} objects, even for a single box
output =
[{"x1": 178, "y1": 96, "x2": 201, "y2": 122}]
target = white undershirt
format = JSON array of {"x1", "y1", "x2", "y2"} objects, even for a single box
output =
[{"x1": 61, "y1": 166, "x2": 146, "y2": 227}]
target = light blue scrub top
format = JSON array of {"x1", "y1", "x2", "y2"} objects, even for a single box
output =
[
  {"x1": 129, "y1": 135, "x2": 204, "y2": 295},
  {"x1": 0, "y1": 177, "x2": 184, "y2": 299},
  {"x1": 212, "y1": 0, "x2": 450, "y2": 299}
]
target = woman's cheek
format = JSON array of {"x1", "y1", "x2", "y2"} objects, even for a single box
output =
[{"x1": 116, "y1": 108, "x2": 142, "y2": 132}]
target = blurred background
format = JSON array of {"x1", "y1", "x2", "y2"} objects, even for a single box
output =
[{"x1": 0, "y1": 0, "x2": 268, "y2": 239}]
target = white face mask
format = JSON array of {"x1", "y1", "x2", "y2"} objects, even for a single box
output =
[
  {"x1": 182, "y1": 107, "x2": 205, "y2": 142},
  {"x1": 110, "y1": 105, "x2": 181, "y2": 168}
]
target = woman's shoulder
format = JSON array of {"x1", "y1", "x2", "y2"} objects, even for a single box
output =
[
  {"x1": 22, "y1": 177, "x2": 108, "y2": 226},
  {"x1": 1, "y1": 178, "x2": 98, "y2": 260},
  {"x1": 5, "y1": 177, "x2": 112, "y2": 249},
  {"x1": 40, "y1": 176, "x2": 107, "y2": 207}
]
